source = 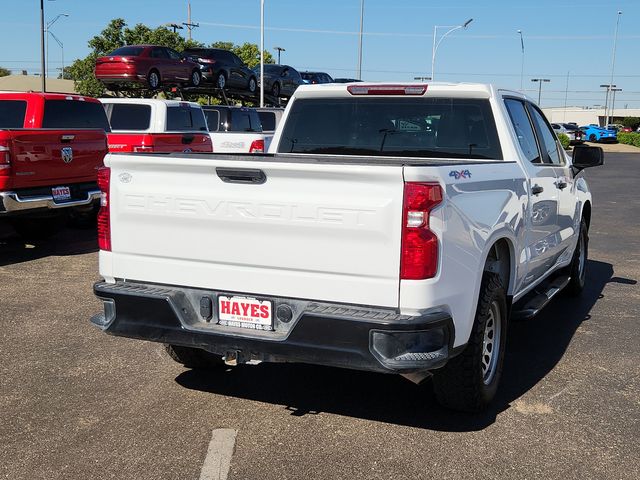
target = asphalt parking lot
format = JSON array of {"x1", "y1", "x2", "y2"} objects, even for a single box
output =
[{"x1": 1, "y1": 153, "x2": 638, "y2": 480}]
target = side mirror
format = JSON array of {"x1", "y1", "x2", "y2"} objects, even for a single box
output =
[{"x1": 572, "y1": 145, "x2": 604, "y2": 170}]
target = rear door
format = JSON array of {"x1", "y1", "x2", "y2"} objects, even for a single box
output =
[
  {"x1": 504, "y1": 98, "x2": 562, "y2": 287},
  {"x1": 106, "y1": 155, "x2": 405, "y2": 307}
]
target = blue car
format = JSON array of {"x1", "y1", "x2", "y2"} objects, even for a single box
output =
[{"x1": 579, "y1": 124, "x2": 617, "y2": 143}]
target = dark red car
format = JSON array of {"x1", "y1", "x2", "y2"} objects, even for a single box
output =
[{"x1": 95, "y1": 45, "x2": 202, "y2": 91}]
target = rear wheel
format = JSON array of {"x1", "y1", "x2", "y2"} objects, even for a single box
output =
[
  {"x1": 589, "y1": 133, "x2": 597, "y2": 142},
  {"x1": 216, "y1": 72, "x2": 227, "y2": 89},
  {"x1": 164, "y1": 344, "x2": 225, "y2": 369},
  {"x1": 432, "y1": 273, "x2": 508, "y2": 412},
  {"x1": 147, "y1": 70, "x2": 161, "y2": 90},
  {"x1": 565, "y1": 218, "x2": 588, "y2": 296}
]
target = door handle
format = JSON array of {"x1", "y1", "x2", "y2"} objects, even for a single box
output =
[
  {"x1": 531, "y1": 184, "x2": 544, "y2": 195},
  {"x1": 216, "y1": 167, "x2": 266, "y2": 185},
  {"x1": 555, "y1": 180, "x2": 567, "y2": 190}
]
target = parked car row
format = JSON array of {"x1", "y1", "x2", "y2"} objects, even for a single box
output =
[{"x1": 94, "y1": 44, "x2": 346, "y2": 99}]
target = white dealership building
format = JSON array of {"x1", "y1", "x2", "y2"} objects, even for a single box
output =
[{"x1": 542, "y1": 106, "x2": 640, "y2": 126}]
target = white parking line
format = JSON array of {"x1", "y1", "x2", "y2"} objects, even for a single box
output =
[{"x1": 199, "y1": 429, "x2": 238, "y2": 480}]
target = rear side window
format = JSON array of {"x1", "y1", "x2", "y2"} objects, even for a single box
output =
[
  {"x1": 203, "y1": 109, "x2": 221, "y2": 132},
  {"x1": 42, "y1": 100, "x2": 110, "y2": 130},
  {"x1": 278, "y1": 97, "x2": 502, "y2": 159},
  {"x1": 504, "y1": 98, "x2": 540, "y2": 163},
  {"x1": 229, "y1": 110, "x2": 262, "y2": 132},
  {"x1": 166, "y1": 106, "x2": 208, "y2": 132},
  {"x1": 258, "y1": 111, "x2": 276, "y2": 131},
  {"x1": 0, "y1": 100, "x2": 27, "y2": 128},
  {"x1": 109, "y1": 46, "x2": 144, "y2": 56},
  {"x1": 106, "y1": 104, "x2": 151, "y2": 131}
]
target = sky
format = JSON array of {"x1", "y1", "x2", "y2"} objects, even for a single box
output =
[{"x1": 1, "y1": 0, "x2": 639, "y2": 108}]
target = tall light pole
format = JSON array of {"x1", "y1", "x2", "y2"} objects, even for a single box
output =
[
  {"x1": 274, "y1": 46, "x2": 285, "y2": 64},
  {"x1": 531, "y1": 78, "x2": 550, "y2": 105},
  {"x1": 48, "y1": 32, "x2": 64, "y2": 80},
  {"x1": 260, "y1": 0, "x2": 264, "y2": 107},
  {"x1": 600, "y1": 83, "x2": 615, "y2": 125},
  {"x1": 357, "y1": 0, "x2": 364, "y2": 80},
  {"x1": 605, "y1": 11, "x2": 622, "y2": 126},
  {"x1": 40, "y1": 0, "x2": 46, "y2": 91},
  {"x1": 610, "y1": 87, "x2": 622, "y2": 123},
  {"x1": 46, "y1": 13, "x2": 69, "y2": 78},
  {"x1": 431, "y1": 18, "x2": 473, "y2": 81},
  {"x1": 517, "y1": 29, "x2": 525, "y2": 91}
]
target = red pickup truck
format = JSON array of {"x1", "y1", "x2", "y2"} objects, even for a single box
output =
[{"x1": 0, "y1": 92, "x2": 109, "y2": 238}]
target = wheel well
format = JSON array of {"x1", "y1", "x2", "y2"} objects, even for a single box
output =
[
  {"x1": 484, "y1": 238, "x2": 512, "y2": 295},
  {"x1": 582, "y1": 201, "x2": 591, "y2": 230}
]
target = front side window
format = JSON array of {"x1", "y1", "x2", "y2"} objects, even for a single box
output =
[
  {"x1": 504, "y1": 98, "x2": 540, "y2": 163},
  {"x1": 528, "y1": 105, "x2": 563, "y2": 165},
  {"x1": 151, "y1": 48, "x2": 168, "y2": 59},
  {"x1": 166, "y1": 48, "x2": 182, "y2": 60},
  {"x1": 278, "y1": 97, "x2": 502, "y2": 159}
]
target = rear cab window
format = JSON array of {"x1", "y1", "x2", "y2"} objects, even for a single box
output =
[
  {"x1": 258, "y1": 112, "x2": 276, "y2": 131},
  {"x1": 166, "y1": 105, "x2": 208, "y2": 132},
  {"x1": 104, "y1": 104, "x2": 151, "y2": 131},
  {"x1": 42, "y1": 100, "x2": 110, "y2": 130},
  {"x1": 278, "y1": 97, "x2": 502, "y2": 159},
  {"x1": 229, "y1": 110, "x2": 262, "y2": 132},
  {"x1": 0, "y1": 100, "x2": 27, "y2": 128}
]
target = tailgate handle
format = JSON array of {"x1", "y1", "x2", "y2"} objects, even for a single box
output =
[
  {"x1": 216, "y1": 168, "x2": 266, "y2": 185},
  {"x1": 60, "y1": 134, "x2": 75, "y2": 143},
  {"x1": 182, "y1": 134, "x2": 195, "y2": 144}
]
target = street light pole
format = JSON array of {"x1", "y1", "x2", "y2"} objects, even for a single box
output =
[
  {"x1": 274, "y1": 46, "x2": 285, "y2": 64},
  {"x1": 531, "y1": 78, "x2": 550, "y2": 105},
  {"x1": 517, "y1": 29, "x2": 525, "y2": 91},
  {"x1": 46, "y1": 13, "x2": 69, "y2": 78},
  {"x1": 600, "y1": 83, "x2": 615, "y2": 125},
  {"x1": 40, "y1": 0, "x2": 46, "y2": 92},
  {"x1": 357, "y1": 0, "x2": 364, "y2": 80},
  {"x1": 605, "y1": 11, "x2": 622, "y2": 126},
  {"x1": 431, "y1": 18, "x2": 473, "y2": 81},
  {"x1": 610, "y1": 87, "x2": 622, "y2": 123},
  {"x1": 260, "y1": 0, "x2": 264, "y2": 108}
]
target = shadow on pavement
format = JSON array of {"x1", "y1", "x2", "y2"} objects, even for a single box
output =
[
  {"x1": 0, "y1": 226, "x2": 98, "y2": 267},
  {"x1": 176, "y1": 260, "x2": 618, "y2": 432}
]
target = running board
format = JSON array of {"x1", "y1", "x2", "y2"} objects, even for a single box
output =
[{"x1": 511, "y1": 275, "x2": 571, "y2": 320}]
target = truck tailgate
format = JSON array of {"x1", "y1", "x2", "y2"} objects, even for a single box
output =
[{"x1": 105, "y1": 154, "x2": 405, "y2": 307}]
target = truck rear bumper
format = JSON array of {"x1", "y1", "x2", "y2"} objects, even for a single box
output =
[
  {"x1": 91, "y1": 281, "x2": 455, "y2": 374},
  {"x1": 0, "y1": 187, "x2": 100, "y2": 214}
]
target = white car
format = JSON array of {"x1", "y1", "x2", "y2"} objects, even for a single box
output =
[
  {"x1": 91, "y1": 83, "x2": 602, "y2": 412},
  {"x1": 202, "y1": 105, "x2": 272, "y2": 153},
  {"x1": 551, "y1": 123, "x2": 584, "y2": 145}
]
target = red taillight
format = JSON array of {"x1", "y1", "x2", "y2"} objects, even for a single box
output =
[
  {"x1": 249, "y1": 139, "x2": 264, "y2": 153},
  {"x1": 0, "y1": 144, "x2": 10, "y2": 177},
  {"x1": 400, "y1": 182, "x2": 443, "y2": 280},
  {"x1": 97, "y1": 167, "x2": 111, "y2": 251},
  {"x1": 347, "y1": 84, "x2": 428, "y2": 96}
]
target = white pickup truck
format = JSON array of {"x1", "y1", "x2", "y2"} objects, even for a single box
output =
[{"x1": 91, "y1": 83, "x2": 603, "y2": 412}]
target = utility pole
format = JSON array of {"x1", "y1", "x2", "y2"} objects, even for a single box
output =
[
  {"x1": 166, "y1": 23, "x2": 184, "y2": 34},
  {"x1": 40, "y1": 0, "x2": 46, "y2": 92},
  {"x1": 605, "y1": 11, "x2": 622, "y2": 126},
  {"x1": 274, "y1": 46, "x2": 285, "y2": 64},
  {"x1": 183, "y1": 2, "x2": 199, "y2": 41},
  {"x1": 531, "y1": 78, "x2": 550, "y2": 105},
  {"x1": 357, "y1": 0, "x2": 364, "y2": 80},
  {"x1": 600, "y1": 84, "x2": 616, "y2": 125},
  {"x1": 610, "y1": 87, "x2": 622, "y2": 124},
  {"x1": 517, "y1": 30, "x2": 525, "y2": 91}
]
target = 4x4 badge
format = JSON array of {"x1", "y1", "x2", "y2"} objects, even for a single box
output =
[{"x1": 61, "y1": 147, "x2": 73, "y2": 163}]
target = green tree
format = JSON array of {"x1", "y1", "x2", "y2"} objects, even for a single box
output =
[
  {"x1": 67, "y1": 18, "x2": 205, "y2": 96},
  {"x1": 0, "y1": 66, "x2": 11, "y2": 77},
  {"x1": 621, "y1": 117, "x2": 640, "y2": 130}
]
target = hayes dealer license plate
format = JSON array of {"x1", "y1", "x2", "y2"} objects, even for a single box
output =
[
  {"x1": 52, "y1": 186, "x2": 71, "y2": 202},
  {"x1": 218, "y1": 296, "x2": 273, "y2": 331}
]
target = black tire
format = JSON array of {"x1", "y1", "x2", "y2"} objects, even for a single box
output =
[
  {"x1": 164, "y1": 344, "x2": 225, "y2": 369},
  {"x1": 271, "y1": 82, "x2": 281, "y2": 98},
  {"x1": 148, "y1": 70, "x2": 161, "y2": 90},
  {"x1": 589, "y1": 133, "x2": 597, "y2": 142},
  {"x1": 565, "y1": 218, "x2": 588, "y2": 296},
  {"x1": 68, "y1": 205, "x2": 99, "y2": 229},
  {"x1": 432, "y1": 273, "x2": 508, "y2": 412},
  {"x1": 190, "y1": 69, "x2": 202, "y2": 87},
  {"x1": 9, "y1": 215, "x2": 65, "y2": 241},
  {"x1": 216, "y1": 72, "x2": 227, "y2": 89},
  {"x1": 247, "y1": 76, "x2": 257, "y2": 93}
]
